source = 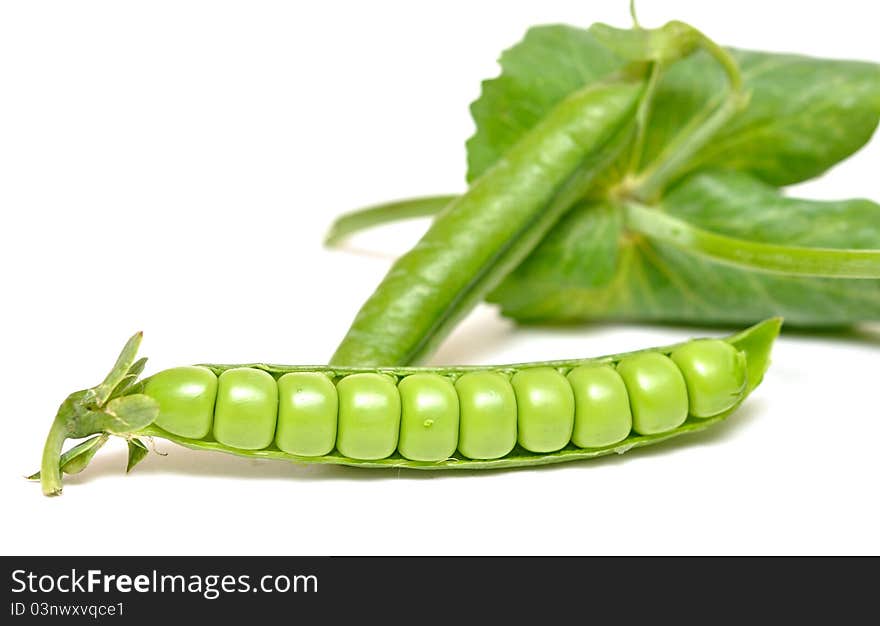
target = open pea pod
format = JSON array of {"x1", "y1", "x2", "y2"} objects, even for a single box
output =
[{"x1": 34, "y1": 319, "x2": 780, "y2": 495}]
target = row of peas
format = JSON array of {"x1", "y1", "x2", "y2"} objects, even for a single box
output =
[{"x1": 142, "y1": 339, "x2": 746, "y2": 461}]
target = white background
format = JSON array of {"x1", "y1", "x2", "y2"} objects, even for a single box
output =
[{"x1": 1, "y1": 1, "x2": 878, "y2": 556}]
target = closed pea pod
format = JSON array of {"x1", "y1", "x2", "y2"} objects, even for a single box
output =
[{"x1": 330, "y1": 77, "x2": 645, "y2": 367}]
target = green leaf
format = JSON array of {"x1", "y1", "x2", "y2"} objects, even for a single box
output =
[
  {"x1": 61, "y1": 435, "x2": 109, "y2": 475},
  {"x1": 27, "y1": 434, "x2": 109, "y2": 480},
  {"x1": 60, "y1": 393, "x2": 159, "y2": 440},
  {"x1": 489, "y1": 170, "x2": 880, "y2": 326},
  {"x1": 467, "y1": 24, "x2": 880, "y2": 190},
  {"x1": 645, "y1": 49, "x2": 880, "y2": 186},
  {"x1": 466, "y1": 25, "x2": 625, "y2": 183},
  {"x1": 103, "y1": 394, "x2": 160, "y2": 434},
  {"x1": 126, "y1": 438, "x2": 149, "y2": 473},
  {"x1": 494, "y1": 198, "x2": 623, "y2": 293},
  {"x1": 662, "y1": 170, "x2": 880, "y2": 249}
]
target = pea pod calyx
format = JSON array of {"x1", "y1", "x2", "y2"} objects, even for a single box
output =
[{"x1": 34, "y1": 333, "x2": 160, "y2": 496}]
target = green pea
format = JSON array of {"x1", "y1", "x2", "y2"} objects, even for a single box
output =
[
  {"x1": 455, "y1": 371, "x2": 517, "y2": 460},
  {"x1": 336, "y1": 373, "x2": 400, "y2": 460},
  {"x1": 511, "y1": 367, "x2": 574, "y2": 453},
  {"x1": 213, "y1": 368, "x2": 278, "y2": 450},
  {"x1": 566, "y1": 365, "x2": 632, "y2": 448},
  {"x1": 670, "y1": 339, "x2": 747, "y2": 418},
  {"x1": 144, "y1": 366, "x2": 218, "y2": 439},
  {"x1": 616, "y1": 353, "x2": 688, "y2": 435},
  {"x1": 398, "y1": 374, "x2": 459, "y2": 462},
  {"x1": 275, "y1": 372, "x2": 338, "y2": 457}
]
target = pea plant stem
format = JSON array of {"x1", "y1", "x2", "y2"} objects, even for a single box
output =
[
  {"x1": 628, "y1": 61, "x2": 663, "y2": 174},
  {"x1": 624, "y1": 201, "x2": 880, "y2": 279},
  {"x1": 327, "y1": 195, "x2": 880, "y2": 279},
  {"x1": 629, "y1": 32, "x2": 746, "y2": 202},
  {"x1": 697, "y1": 33, "x2": 744, "y2": 93},
  {"x1": 40, "y1": 414, "x2": 68, "y2": 496},
  {"x1": 629, "y1": 95, "x2": 742, "y2": 202},
  {"x1": 629, "y1": 0, "x2": 641, "y2": 29}
]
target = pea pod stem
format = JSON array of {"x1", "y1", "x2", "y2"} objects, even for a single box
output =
[
  {"x1": 35, "y1": 334, "x2": 160, "y2": 496},
  {"x1": 624, "y1": 202, "x2": 880, "y2": 279},
  {"x1": 40, "y1": 414, "x2": 68, "y2": 496}
]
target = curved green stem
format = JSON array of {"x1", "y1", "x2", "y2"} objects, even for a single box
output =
[
  {"x1": 325, "y1": 195, "x2": 458, "y2": 247},
  {"x1": 696, "y1": 33, "x2": 743, "y2": 93},
  {"x1": 630, "y1": 0, "x2": 641, "y2": 29},
  {"x1": 624, "y1": 202, "x2": 880, "y2": 278},
  {"x1": 630, "y1": 95, "x2": 743, "y2": 202},
  {"x1": 32, "y1": 333, "x2": 159, "y2": 496},
  {"x1": 40, "y1": 414, "x2": 68, "y2": 496},
  {"x1": 628, "y1": 61, "x2": 663, "y2": 173},
  {"x1": 630, "y1": 30, "x2": 746, "y2": 202}
]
